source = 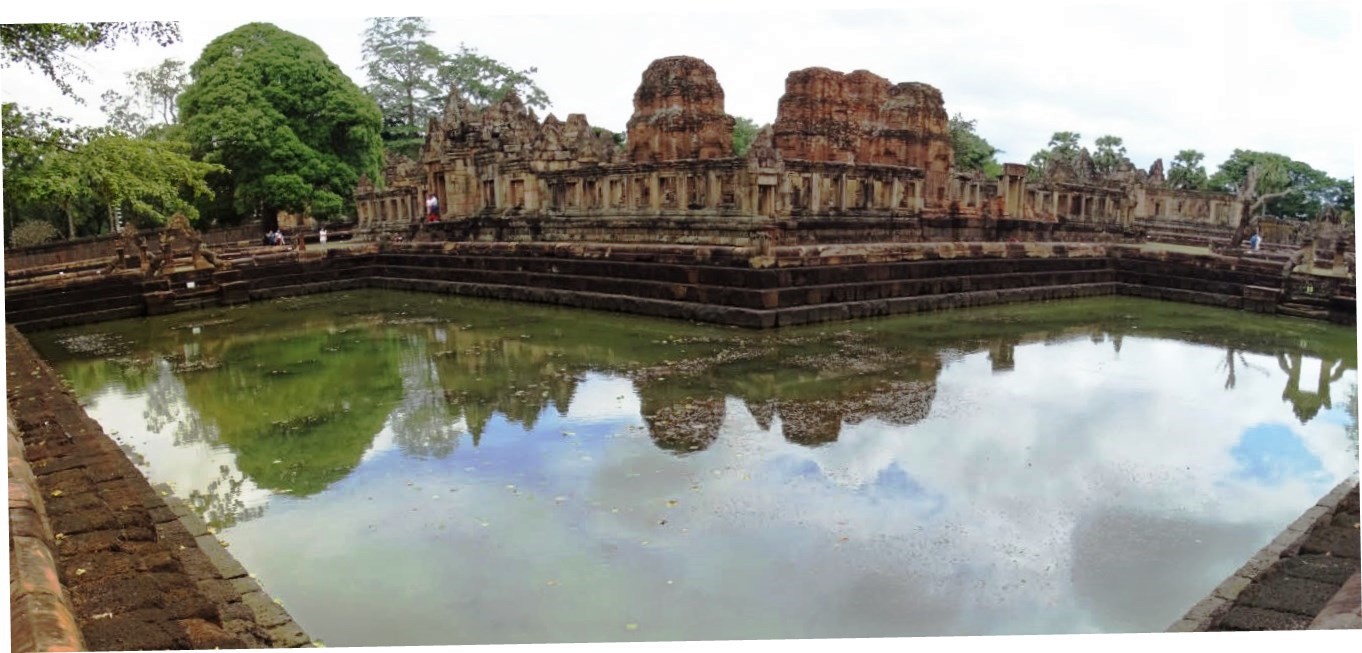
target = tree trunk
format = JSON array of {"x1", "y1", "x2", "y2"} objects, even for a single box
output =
[
  {"x1": 66, "y1": 204, "x2": 76, "y2": 240},
  {"x1": 1228, "y1": 200, "x2": 1253, "y2": 248}
]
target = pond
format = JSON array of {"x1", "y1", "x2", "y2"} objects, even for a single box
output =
[{"x1": 28, "y1": 291, "x2": 1359, "y2": 645}]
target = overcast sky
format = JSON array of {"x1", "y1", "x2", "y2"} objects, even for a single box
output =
[{"x1": 1, "y1": 0, "x2": 1356, "y2": 181}]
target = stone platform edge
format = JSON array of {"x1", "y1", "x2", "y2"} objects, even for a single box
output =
[
  {"x1": 9, "y1": 413, "x2": 87, "y2": 653},
  {"x1": 1167, "y1": 476, "x2": 1360, "y2": 632}
]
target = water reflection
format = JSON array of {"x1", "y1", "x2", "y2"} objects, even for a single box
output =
[{"x1": 27, "y1": 292, "x2": 1359, "y2": 643}]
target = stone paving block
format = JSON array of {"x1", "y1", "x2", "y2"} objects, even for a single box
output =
[
  {"x1": 1212, "y1": 575, "x2": 1254, "y2": 601},
  {"x1": 50, "y1": 507, "x2": 119, "y2": 536},
  {"x1": 1237, "y1": 574, "x2": 1339, "y2": 616},
  {"x1": 231, "y1": 576, "x2": 264, "y2": 596},
  {"x1": 267, "y1": 620, "x2": 313, "y2": 647},
  {"x1": 194, "y1": 533, "x2": 249, "y2": 579},
  {"x1": 196, "y1": 578, "x2": 240, "y2": 604},
  {"x1": 81, "y1": 614, "x2": 181, "y2": 651},
  {"x1": 1184, "y1": 595, "x2": 1228, "y2": 621},
  {"x1": 1276, "y1": 554, "x2": 1360, "y2": 585},
  {"x1": 1298, "y1": 525, "x2": 1361, "y2": 559},
  {"x1": 1213, "y1": 606, "x2": 1312, "y2": 631},
  {"x1": 178, "y1": 508, "x2": 211, "y2": 537},
  {"x1": 176, "y1": 617, "x2": 248, "y2": 649},
  {"x1": 241, "y1": 590, "x2": 293, "y2": 628}
]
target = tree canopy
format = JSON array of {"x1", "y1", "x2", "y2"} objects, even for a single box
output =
[
  {"x1": 0, "y1": 22, "x2": 180, "y2": 99},
  {"x1": 180, "y1": 22, "x2": 384, "y2": 223},
  {"x1": 3, "y1": 102, "x2": 223, "y2": 241},
  {"x1": 361, "y1": 17, "x2": 550, "y2": 157},
  {"x1": 100, "y1": 58, "x2": 189, "y2": 139},
  {"x1": 1208, "y1": 149, "x2": 1348, "y2": 219},
  {"x1": 1166, "y1": 149, "x2": 1209, "y2": 190},
  {"x1": 948, "y1": 113, "x2": 1002, "y2": 177}
]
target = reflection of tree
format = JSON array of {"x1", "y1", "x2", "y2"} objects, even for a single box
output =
[
  {"x1": 1276, "y1": 352, "x2": 1348, "y2": 423},
  {"x1": 1217, "y1": 348, "x2": 1268, "y2": 390},
  {"x1": 183, "y1": 463, "x2": 267, "y2": 530},
  {"x1": 176, "y1": 328, "x2": 405, "y2": 496},
  {"x1": 389, "y1": 346, "x2": 465, "y2": 458}
]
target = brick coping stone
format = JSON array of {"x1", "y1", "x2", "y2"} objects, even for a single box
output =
[{"x1": 6, "y1": 325, "x2": 315, "y2": 650}]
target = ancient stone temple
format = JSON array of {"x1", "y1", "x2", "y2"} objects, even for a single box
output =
[{"x1": 354, "y1": 55, "x2": 1243, "y2": 234}]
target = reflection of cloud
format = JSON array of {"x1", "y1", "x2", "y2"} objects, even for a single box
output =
[
  {"x1": 566, "y1": 374, "x2": 641, "y2": 422},
  {"x1": 1231, "y1": 423, "x2": 1328, "y2": 486}
]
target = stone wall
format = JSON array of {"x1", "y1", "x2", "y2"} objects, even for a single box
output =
[{"x1": 4, "y1": 223, "x2": 262, "y2": 272}]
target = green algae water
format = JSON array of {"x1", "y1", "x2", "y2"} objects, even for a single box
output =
[{"x1": 28, "y1": 291, "x2": 1359, "y2": 644}]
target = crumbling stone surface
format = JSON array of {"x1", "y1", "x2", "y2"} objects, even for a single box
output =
[
  {"x1": 626, "y1": 55, "x2": 735, "y2": 162},
  {"x1": 771, "y1": 67, "x2": 952, "y2": 171}
]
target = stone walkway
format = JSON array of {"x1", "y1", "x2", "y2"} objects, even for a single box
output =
[
  {"x1": 7, "y1": 326, "x2": 312, "y2": 650},
  {"x1": 1170, "y1": 479, "x2": 1361, "y2": 632}
]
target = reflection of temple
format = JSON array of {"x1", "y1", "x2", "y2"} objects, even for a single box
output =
[
  {"x1": 1277, "y1": 352, "x2": 1347, "y2": 423},
  {"x1": 356, "y1": 56, "x2": 1242, "y2": 232}
]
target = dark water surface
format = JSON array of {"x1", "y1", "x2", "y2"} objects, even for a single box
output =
[{"x1": 29, "y1": 291, "x2": 1359, "y2": 645}]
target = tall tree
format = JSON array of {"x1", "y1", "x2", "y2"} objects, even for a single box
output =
[
  {"x1": 0, "y1": 22, "x2": 179, "y2": 99},
  {"x1": 1166, "y1": 149, "x2": 1209, "y2": 190},
  {"x1": 180, "y1": 23, "x2": 384, "y2": 225},
  {"x1": 949, "y1": 113, "x2": 1003, "y2": 177},
  {"x1": 361, "y1": 17, "x2": 550, "y2": 157},
  {"x1": 1092, "y1": 135, "x2": 1130, "y2": 177},
  {"x1": 1027, "y1": 131, "x2": 1082, "y2": 182},
  {"x1": 732, "y1": 116, "x2": 760, "y2": 156},
  {"x1": 100, "y1": 59, "x2": 189, "y2": 138},
  {"x1": 361, "y1": 17, "x2": 449, "y2": 156},
  {"x1": 438, "y1": 44, "x2": 550, "y2": 110}
]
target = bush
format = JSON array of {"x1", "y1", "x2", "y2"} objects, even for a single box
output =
[{"x1": 8, "y1": 220, "x2": 62, "y2": 247}]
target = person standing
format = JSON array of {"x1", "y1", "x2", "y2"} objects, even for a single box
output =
[
  {"x1": 319, "y1": 227, "x2": 328, "y2": 245},
  {"x1": 426, "y1": 194, "x2": 440, "y2": 222}
]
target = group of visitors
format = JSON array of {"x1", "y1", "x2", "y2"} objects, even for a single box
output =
[{"x1": 263, "y1": 229, "x2": 287, "y2": 246}]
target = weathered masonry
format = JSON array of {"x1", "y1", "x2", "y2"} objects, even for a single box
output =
[{"x1": 355, "y1": 56, "x2": 1242, "y2": 231}]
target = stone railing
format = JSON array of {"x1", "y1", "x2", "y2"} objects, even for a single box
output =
[{"x1": 8, "y1": 414, "x2": 87, "y2": 653}]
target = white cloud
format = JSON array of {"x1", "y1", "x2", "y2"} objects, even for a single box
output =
[{"x1": 2, "y1": 0, "x2": 1353, "y2": 179}]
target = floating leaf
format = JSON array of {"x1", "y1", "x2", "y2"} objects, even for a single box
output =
[
  {"x1": 625, "y1": 623, "x2": 638, "y2": 631},
  {"x1": 666, "y1": 500, "x2": 678, "y2": 508},
  {"x1": 75, "y1": 568, "x2": 87, "y2": 576},
  {"x1": 50, "y1": 489, "x2": 64, "y2": 497}
]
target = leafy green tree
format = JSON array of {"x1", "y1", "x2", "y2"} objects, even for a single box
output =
[
  {"x1": 949, "y1": 113, "x2": 1003, "y2": 177},
  {"x1": 0, "y1": 22, "x2": 179, "y2": 99},
  {"x1": 1209, "y1": 149, "x2": 1340, "y2": 220},
  {"x1": 3, "y1": 103, "x2": 91, "y2": 238},
  {"x1": 361, "y1": 17, "x2": 551, "y2": 157},
  {"x1": 180, "y1": 23, "x2": 384, "y2": 224},
  {"x1": 1027, "y1": 131, "x2": 1082, "y2": 182},
  {"x1": 1166, "y1": 149, "x2": 1209, "y2": 190},
  {"x1": 1092, "y1": 135, "x2": 1131, "y2": 177},
  {"x1": 732, "y1": 116, "x2": 760, "y2": 156}
]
